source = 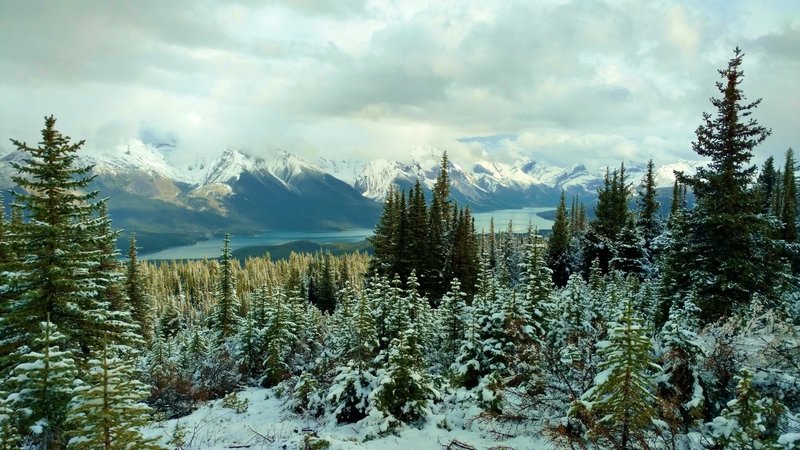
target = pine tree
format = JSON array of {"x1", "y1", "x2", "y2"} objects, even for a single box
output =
[
  {"x1": 548, "y1": 191, "x2": 571, "y2": 287},
  {"x1": 66, "y1": 343, "x2": 163, "y2": 450},
  {"x1": 212, "y1": 234, "x2": 239, "y2": 340},
  {"x1": 609, "y1": 216, "x2": 649, "y2": 279},
  {"x1": 6, "y1": 318, "x2": 79, "y2": 449},
  {"x1": 125, "y1": 233, "x2": 153, "y2": 346},
  {"x1": 659, "y1": 293, "x2": 707, "y2": 427},
  {"x1": 709, "y1": 368, "x2": 784, "y2": 450},
  {"x1": 637, "y1": 159, "x2": 662, "y2": 257},
  {"x1": 677, "y1": 48, "x2": 785, "y2": 322},
  {"x1": 370, "y1": 327, "x2": 436, "y2": 431},
  {"x1": 577, "y1": 296, "x2": 661, "y2": 450},
  {"x1": 0, "y1": 392, "x2": 21, "y2": 450},
  {"x1": 408, "y1": 180, "x2": 428, "y2": 276},
  {"x1": 781, "y1": 148, "x2": 797, "y2": 243},
  {"x1": 522, "y1": 228, "x2": 551, "y2": 337},
  {"x1": 2, "y1": 116, "x2": 114, "y2": 366},
  {"x1": 757, "y1": 156, "x2": 778, "y2": 214},
  {"x1": 436, "y1": 278, "x2": 467, "y2": 371}
]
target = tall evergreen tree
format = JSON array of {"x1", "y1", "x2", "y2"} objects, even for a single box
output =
[
  {"x1": 677, "y1": 48, "x2": 785, "y2": 322},
  {"x1": 780, "y1": 148, "x2": 797, "y2": 243},
  {"x1": 212, "y1": 234, "x2": 238, "y2": 340},
  {"x1": 757, "y1": 156, "x2": 778, "y2": 214},
  {"x1": 637, "y1": 159, "x2": 662, "y2": 256},
  {"x1": 1, "y1": 116, "x2": 112, "y2": 366},
  {"x1": 125, "y1": 233, "x2": 152, "y2": 346},
  {"x1": 548, "y1": 191, "x2": 571, "y2": 287}
]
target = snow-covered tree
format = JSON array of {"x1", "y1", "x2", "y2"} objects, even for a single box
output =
[
  {"x1": 577, "y1": 295, "x2": 661, "y2": 450},
  {"x1": 67, "y1": 344, "x2": 163, "y2": 450},
  {"x1": 6, "y1": 318, "x2": 79, "y2": 449},
  {"x1": 2, "y1": 116, "x2": 116, "y2": 367},
  {"x1": 659, "y1": 293, "x2": 707, "y2": 427},
  {"x1": 435, "y1": 278, "x2": 467, "y2": 372},
  {"x1": 709, "y1": 368, "x2": 785, "y2": 450},
  {"x1": 370, "y1": 327, "x2": 437, "y2": 432},
  {"x1": 212, "y1": 234, "x2": 239, "y2": 341}
]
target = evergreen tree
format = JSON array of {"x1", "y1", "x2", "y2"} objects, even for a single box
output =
[
  {"x1": 370, "y1": 327, "x2": 436, "y2": 431},
  {"x1": 0, "y1": 392, "x2": 21, "y2": 450},
  {"x1": 548, "y1": 191, "x2": 571, "y2": 287},
  {"x1": 2, "y1": 116, "x2": 113, "y2": 365},
  {"x1": 677, "y1": 48, "x2": 784, "y2": 322},
  {"x1": 577, "y1": 296, "x2": 661, "y2": 450},
  {"x1": 637, "y1": 159, "x2": 662, "y2": 257},
  {"x1": 757, "y1": 156, "x2": 778, "y2": 214},
  {"x1": 66, "y1": 343, "x2": 163, "y2": 450},
  {"x1": 6, "y1": 318, "x2": 79, "y2": 449},
  {"x1": 780, "y1": 148, "x2": 797, "y2": 243},
  {"x1": 709, "y1": 368, "x2": 785, "y2": 450},
  {"x1": 522, "y1": 228, "x2": 551, "y2": 337},
  {"x1": 369, "y1": 185, "x2": 399, "y2": 275},
  {"x1": 609, "y1": 216, "x2": 650, "y2": 279},
  {"x1": 667, "y1": 180, "x2": 683, "y2": 230},
  {"x1": 212, "y1": 234, "x2": 238, "y2": 340},
  {"x1": 408, "y1": 179, "x2": 428, "y2": 276},
  {"x1": 125, "y1": 233, "x2": 153, "y2": 346},
  {"x1": 659, "y1": 294, "x2": 707, "y2": 428},
  {"x1": 436, "y1": 279, "x2": 467, "y2": 371}
]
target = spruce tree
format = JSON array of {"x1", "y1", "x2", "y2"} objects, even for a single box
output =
[
  {"x1": 637, "y1": 159, "x2": 662, "y2": 257},
  {"x1": 7, "y1": 318, "x2": 79, "y2": 449},
  {"x1": 757, "y1": 156, "x2": 778, "y2": 214},
  {"x1": 781, "y1": 148, "x2": 797, "y2": 243},
  {"x1": 659, "y1": 293, "x2": 707, "y2": 427},
  {"x1": 2, "y1": 116, "x2": 113, "y2": 365},
  {"x1": 125, "y1": 233, "x2": 153, "y2": 346},
  {"x1": 678, "y1": 48, "x2": 784, "y2": 322},
  {"x1": 709, "y1": 368, "x2": 784, "y2": 450},
  {"x1": 212, "y1": 234, "x2": 238, "y2": 340},
  {"x1": 578, "y1": 296, "x2": 661, "y2": 450},
  {"x1": 408, "y1": 179, "x2": 428, "y2": 276},
  {"x1": 66, "y1": 343, "x2": 163, "y2": 450},
  {"x1": 548, "y1": 191, "x2": 571, "y2": 287},
  {"x1": 522, "y1": 228, "x2": 551, "y2": 336},
  {"x1": 436, "y1": 278, "x2": 467, "y2": 371}
]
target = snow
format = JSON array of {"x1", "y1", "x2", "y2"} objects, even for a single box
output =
[{"x1": 144, "y1": 387, "x2": 554, "y2": 450}]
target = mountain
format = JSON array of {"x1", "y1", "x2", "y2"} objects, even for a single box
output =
[
  {"x1": 0, "y1": 140, "x2": 705, "y2": 253},
  {"x1": 324, "y1": 155, "x2": 704, "y2": 212},
  {"x1": 0, "y1": 143, "x2": 382, "y2": 253}
]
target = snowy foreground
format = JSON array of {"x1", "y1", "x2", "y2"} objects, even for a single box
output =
[{"x1": 144, "y1": 388, "x2": 551, "y2": 450}]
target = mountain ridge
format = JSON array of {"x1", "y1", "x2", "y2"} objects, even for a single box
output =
[{"x1": 0, "y1": 141, "x2": 704, "y2": 253}]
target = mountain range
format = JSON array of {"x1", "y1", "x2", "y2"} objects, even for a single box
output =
[{"x1": 0, "y1": 141, "x2": 703, "y2": 253}]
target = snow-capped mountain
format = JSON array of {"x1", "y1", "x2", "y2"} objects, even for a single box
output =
[{"x1": 0, "y1": 139, "x2": 706, "y2": 253}]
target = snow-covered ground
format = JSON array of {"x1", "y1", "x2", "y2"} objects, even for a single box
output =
[{"x1": 144, "y1": 387, "x2": 552, "y2": 450}]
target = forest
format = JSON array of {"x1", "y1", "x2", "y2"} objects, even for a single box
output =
[{"x1": 0, "y1": 49, "x2": 799, "y2": 450}]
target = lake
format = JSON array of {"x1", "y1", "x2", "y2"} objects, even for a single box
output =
[
  {"x1": 472, "y1": 206, "x2": 554, "y2": 233},
  {"x1": 140, "y1": 228, "x2": 375, "y2": 260},
  {"x1": 141, "y1": 207, "x2": 555, "y2": 260}
]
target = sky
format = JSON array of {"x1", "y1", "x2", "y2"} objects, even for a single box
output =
[{"x1": 0, "y1": 0, "x2": 798, "y2": 168}]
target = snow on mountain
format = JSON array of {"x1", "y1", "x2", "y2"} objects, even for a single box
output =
[
  {"x1": 654, "y1": 160, "x2": 703, "y2": 188},
  {"x1": 197, "y1": 148, "x2": 270, "y2": 185},
  {"x1": 354, "y1": 159, "x2": 420, "y2": 200},
  {"x1": 81, "y1": 140, "x2": 197, "y2": 184},
  {"x1": 266, "y1": 149, "x2": 327, "y2": 185},
  {"x1": 0, "y1": 136, "x2": 709, "y2": 209},
  {"x1": 317, "y1": 158, "x2": 368, "y2": 186}
]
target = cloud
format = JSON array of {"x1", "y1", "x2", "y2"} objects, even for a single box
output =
[{"x1": 0, "y1": 0, "x2": 797, "y2": 168}]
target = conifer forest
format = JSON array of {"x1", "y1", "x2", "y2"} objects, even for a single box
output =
[{"x1": 1, "y1": 44, "x2": 800, "y2": 450}]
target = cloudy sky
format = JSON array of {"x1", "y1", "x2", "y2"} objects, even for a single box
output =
[{"x1": 0, "y1": 0, "x2": 797, "y2": 168}]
